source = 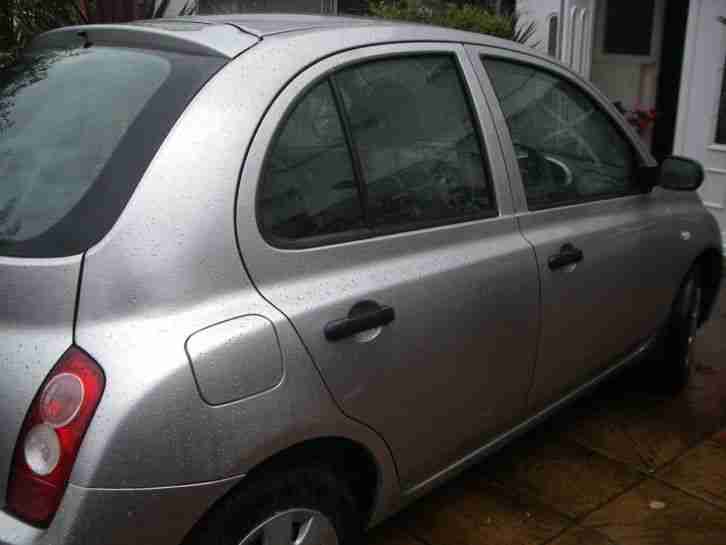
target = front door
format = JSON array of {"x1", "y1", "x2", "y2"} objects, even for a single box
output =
[
  {"x1": 472, "y1": 49, "x2": 680, "y2": 410},
  {"x1": 235, "y1": 43, "x2": 540, "y2": 489}
]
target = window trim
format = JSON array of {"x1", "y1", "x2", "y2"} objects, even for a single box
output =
[
  {"x1": 593, "y1": 0, "x2": 665, "y2": 65},
  {"x1": 256, "y1": 51, "x2": 499, "y2": 250},
  {"x1": 479, "y1": 54, "x2": 648, "y2": 212},
  {"x1": 713, "y1": 52, "x2": 726, "y2": 147}
]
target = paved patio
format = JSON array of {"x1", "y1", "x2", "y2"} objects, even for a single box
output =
[{"x1": 368, "y1": 284, "x2": 726, "y2": 545}]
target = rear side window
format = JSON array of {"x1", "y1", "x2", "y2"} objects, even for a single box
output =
[
  {"x1": 259, "y1": 81, "x2": 364, "y2": 240},
  {"x1": 258, "y1": 54, "x2": 495, "y2": 246},
  {"x1": 0, "y1": 45, "x2": 224, "y2": 257}
]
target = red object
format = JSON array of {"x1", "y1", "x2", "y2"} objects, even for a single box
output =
[
  {"x1": 626, "y1": 108, "x2": 658, "y2": 135},
  {"x1": 6, "y1": 348, "x2": 105, "y2": 527}
]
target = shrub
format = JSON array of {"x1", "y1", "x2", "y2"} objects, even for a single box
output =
[{"x1": 368, "y1": 0, "x2": 536, "y2": 44}]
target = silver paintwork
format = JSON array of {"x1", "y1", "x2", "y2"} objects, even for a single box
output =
[
  {"x1": 405, "y1": 334, "x2": 657, "y2": 502},
  {"x1": 186, "y1": 315, "x2": 283, "y2": 405},
  {"x1": 174, "y1": 13, "x2": 379, "y2": 37},
  {"x1": 31, "y1": 22, "x2": 258, "y2": 58},
  {"x1": 0, "y1": 477, "x2": 242, "y2": 545},
  {"x1": 0, "y1": 14, "x2": 722, "y2": 545},
  {"x1": 0, "y1": 256, "x2": 81, "y2": 502}
]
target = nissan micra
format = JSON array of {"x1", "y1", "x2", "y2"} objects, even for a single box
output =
[{"x1": 0, "y1": 13, "x2": 722, "y2": 545}]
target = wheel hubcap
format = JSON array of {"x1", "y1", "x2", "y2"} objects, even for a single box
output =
[
  {"x1": 238, "y1": 509, "x2": 338, "y2": 545},
  {"x1": 685, "y1": 284, "x2": 702, "y2": 368}
]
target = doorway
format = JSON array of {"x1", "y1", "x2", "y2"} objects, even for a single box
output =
[{"x1": 652, "y1": 0, "x2": 690, "y2": 162}]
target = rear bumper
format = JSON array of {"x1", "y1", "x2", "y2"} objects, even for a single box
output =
[{"x1": 0, "y1": 475, "x2": 242, "y2": 545}]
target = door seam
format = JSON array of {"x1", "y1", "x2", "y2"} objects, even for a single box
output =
[{"x1": 515, "y1": 214, "x2": 546, "y2": 409}]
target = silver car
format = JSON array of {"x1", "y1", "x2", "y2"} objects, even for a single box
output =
[{"x1": 0, "y1": 13, "x2": 722, "y2": 545}]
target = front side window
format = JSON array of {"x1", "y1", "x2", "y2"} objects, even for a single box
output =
[
  {"x1": 259, "y1": 54, "x2": 495, "y2": 244},
  {"x1": 483, "y1": 58, "x2": 638, "y2": 209}
]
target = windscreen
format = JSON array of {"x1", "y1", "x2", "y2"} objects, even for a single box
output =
[{"x1": 0, "y1": 44, "x2": 225, "y2": 257}]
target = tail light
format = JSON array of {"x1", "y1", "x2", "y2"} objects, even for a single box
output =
[{"x1": 7, "y1": 347, "x2": 105, "y2": 527}]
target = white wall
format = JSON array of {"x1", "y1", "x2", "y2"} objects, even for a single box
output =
[
  {"x1": 517, "y1": 0, "x2": 595, "y2": 78},
  {"x1": 675, "y1": 0, "x2": 726, "y2": 249},
  {"x1": 516, "y1": 0, "x2": 561, "y2": 56},
  {"x1": 589, "y1": 1, "x2": 664, "y2": 109}
]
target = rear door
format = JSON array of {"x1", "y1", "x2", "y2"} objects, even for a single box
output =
[
  {"x1": 236, "y1": 43, "x2": 540, "y2": 489},
  {"x1": 468, "y1": 47, "x2": 681, "y2": 410}
]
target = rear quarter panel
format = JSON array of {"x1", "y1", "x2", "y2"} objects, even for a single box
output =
[
  {"x1": 0, "y1": 256, "x2": 80, "y2": 504},
  {"x1": 72, "y1": 42, "x2": 399, "y2": 524}
]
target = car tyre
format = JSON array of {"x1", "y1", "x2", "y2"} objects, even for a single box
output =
[
  {"x1": 651, "y1": 264, "x2": 702, "y2": 394},
  {"x1": 182, "y1": 465, "x2": 362, "y2": 545}
]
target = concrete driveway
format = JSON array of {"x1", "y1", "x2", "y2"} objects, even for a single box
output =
[{"x1": 369, "y1": 284, "x2": 726, "y2": 545}]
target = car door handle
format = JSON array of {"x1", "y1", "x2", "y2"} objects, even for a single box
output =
[
  {"x1": 548, "y1": 243, "x2": 584, "y2": 270},
  {"x1": 325, "y1": 303, "x2": 395, "y2": 341}
]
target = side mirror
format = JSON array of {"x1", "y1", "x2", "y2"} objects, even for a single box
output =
[{"x1": 659, "y1": 156, "x2": 704, "y2": 191}]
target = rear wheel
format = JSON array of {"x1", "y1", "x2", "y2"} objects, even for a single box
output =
[
  {"x1": 182, "y1": 466, "x2": 362, "y2": 545},
  {"x1": 239, "y1": 508, "x2": 338, "y2": 545},
  {"x1": 651, "y1": 265, "x2": 702, "y2": 393}
]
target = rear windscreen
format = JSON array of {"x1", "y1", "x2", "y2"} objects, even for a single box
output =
[{"x1": 0, "y1": 44, "x2": 225, "y2": 257}]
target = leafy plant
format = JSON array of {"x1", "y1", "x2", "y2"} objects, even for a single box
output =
[
  {"x1": 1, "y1": 0, "x2": 201, "y2": 67},
  {"x1": 1, "y1": 0, "x2": 88, "y2": 65},
  {"x1": 368, "y1": 0, "x2": 537, "y2": 44},
  {"x1": 146, "y1": 0, "x2": 199, "y2": 18}
]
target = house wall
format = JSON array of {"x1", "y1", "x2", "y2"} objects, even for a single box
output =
[
  {"x1": 674, "y1": 0, "x2": 726, "y2": 248},
  {"x1": 517, "y1": 0, "x2": 595, "y2": 77},
  {"x1": 516, "y1": 0, "x2": 561, "y2": 57},
  {"x1": 589, "y1": 0, "x2": 665, "y2": 148}
]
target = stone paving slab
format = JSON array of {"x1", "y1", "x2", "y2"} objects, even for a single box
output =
[
  {"x1": 477, "y1": 431, "x2": 643, "y2": 519},
  {"x1": 657, "y1": 439, "x2": 726, "y2": 511},
  {"x1": 581, "y1": 479, "x2": 726, "y2": 545},
  {"x1": 548, "y1": 525, "x2": 617, "y2": 545},
  {"x1": 399, "y1": 476, "x2": 570, "y2": 545}
]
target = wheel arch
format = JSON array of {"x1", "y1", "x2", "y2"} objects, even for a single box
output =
[
  {"x1": 181, "y1": 435, "x2": 384, "y2": 544},
  {"x1": 244, "y1": 436, "x2": 381, "y2": 523}
]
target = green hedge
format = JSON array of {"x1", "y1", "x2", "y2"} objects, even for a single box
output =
[{"x1": 368, "y1": 1, "x2": 536, "y2": 43}]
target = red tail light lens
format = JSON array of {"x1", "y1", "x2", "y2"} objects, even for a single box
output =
[{"x1": 7, "y1": 347, "x2": 105, "y2": 527}]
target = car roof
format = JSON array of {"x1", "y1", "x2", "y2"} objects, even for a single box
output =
[
  {"x1": 168, "y1": 13, "x2": 533, "y2": 53},
  {"x1": 169, "y1": 13, "x2": 380, "y2": 37},
  {"x1": 34, "y1": 13, "x2": 539, "y2": 61}
]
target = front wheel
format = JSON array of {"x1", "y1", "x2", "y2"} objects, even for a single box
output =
[{"x1": 651, "y1": 265, "x2": 702, "y2": 393}]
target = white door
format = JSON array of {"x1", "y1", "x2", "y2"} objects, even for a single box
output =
[
  {"x1": 674, "y1": 0, "x2": 726, "y2": 251},
  {"x1": 560, "y1": 0, "x2": 595, "y2": 78}
]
